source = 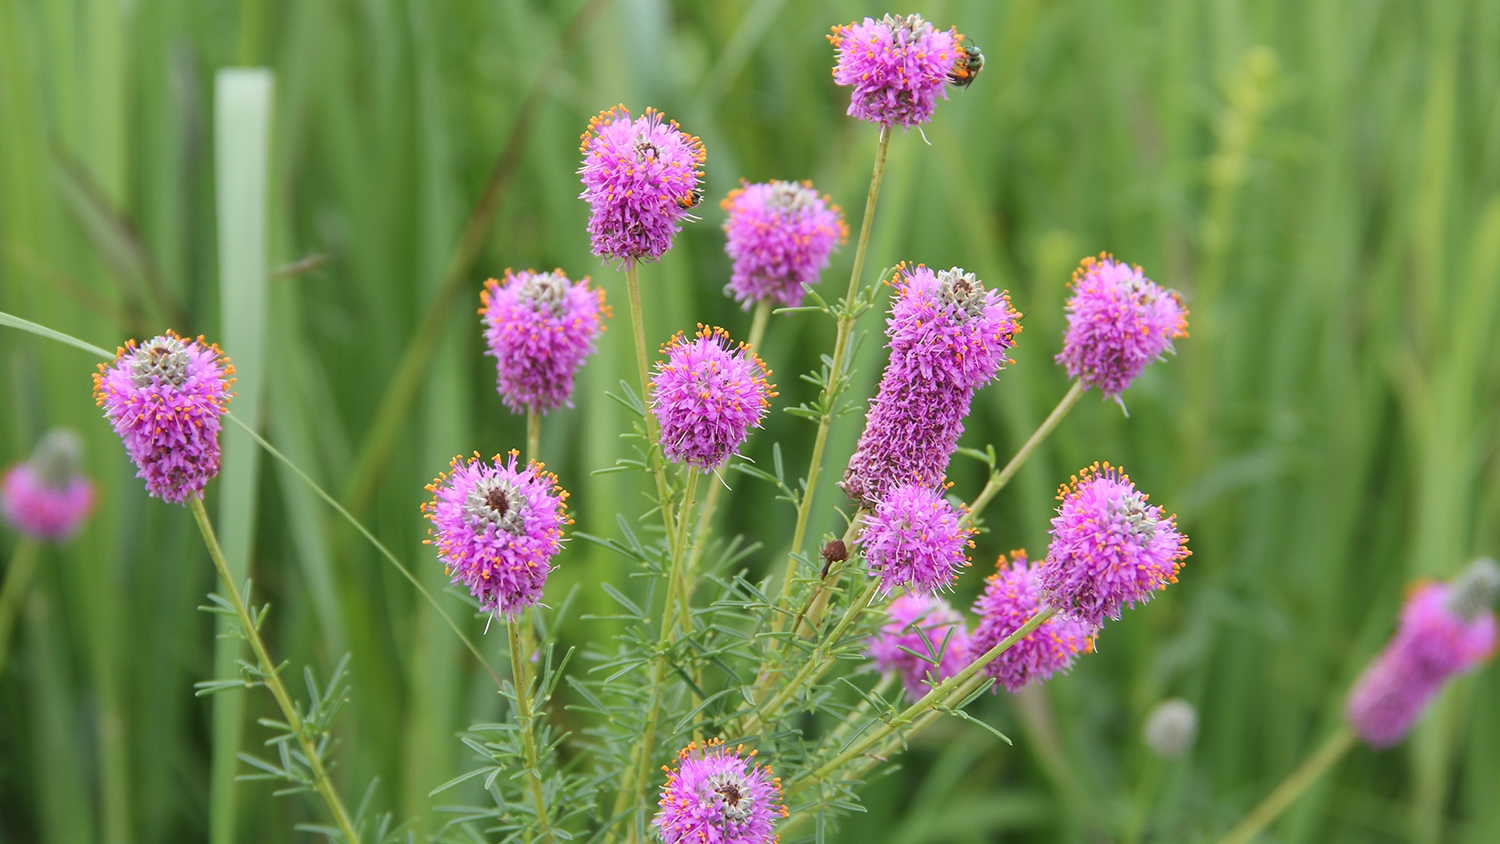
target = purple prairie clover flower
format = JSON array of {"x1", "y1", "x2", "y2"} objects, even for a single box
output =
[
  {"x1": 651, "y1": 326, "x2": 776, "y2": 473},
  {"x1": 840, "y1": 264, "x2": 1021, "y2": 508},
  {"x1": 1037, "y1": 463, "x2": 1190, "y2": 628},
  {"x1": 867, "y1": 593, "x2": 971, "y2": 701},
  {"x1": 479, "y1": 269, "x2": 610, "y2": 413},
  {"x1": 1346, "y1": 560, "x2": 1499, "y2": 748},
  {"x1": 422, "y1": 451, "x2": 570, "y2": 619},
  {"x1": 720, "y1": 180, "x2": 848, "y2": 309},
  {"x1": 1, "y1": 429, "x2": 95, "y2": 541},
  {"x1": 828, "y1": 15, "x2": 974, "y2": 128},
  {"x1": 655, "y1": 738, "x2": 786, "y2": 844},
  {"x1": 93, "y1": 332, "x2": 234, "y2": 504},
  {"x1": 578, "y1": 105, "x2": 705, "y2": 266},
  {"x1": 970, "y1": 552, "x2": 1096, "y2": 694},
  {"x1": 861, "y1": 483, "x2": 975, "y2": 595},
  {"x1": 1056, "y1": 254, "x2": 1188, "y2": 401}
]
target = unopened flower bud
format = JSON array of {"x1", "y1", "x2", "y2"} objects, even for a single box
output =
[
  {"x1": 1143, "y1": 698, "x2": 1198, "y2": 758},
  {"x1": 1445, "y1": 558, "x2": 1500, "y2": 623}
]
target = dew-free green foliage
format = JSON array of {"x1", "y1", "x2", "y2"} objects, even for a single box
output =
[{"x1": 2, "y1": 0, "x2": 1499, "y2": 842}]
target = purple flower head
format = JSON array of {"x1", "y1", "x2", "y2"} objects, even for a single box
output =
[
  {"x1": 1038, "y1": 463, "x2": 1189, "y2": 628},
  {"x1": 828, "y1": 15, "x2": 974, "y2": 128},
  {"x1": 721, "y1": 180, "x2": 848, "y2": 310},
  {"x1": 422, "y1": 451, "x2": 570, "y2": 619},
  {"x1": 867, "y1": 593, "x2": 971, "y2": 701},
  {"x1": 1346, "y1": 560, "x2": 1499, "y2": 748},
  {"x1": 841, "y1": 264, "x2": 1022, "y2": 507},
  {"x1": 655, "y1": 739, "x2": 786, "y2": 844},
  {"x1": 480, "y1": 269, "x2": 610, "y2": 414},
  {"x1": 861, "y1": 483, "x2": 975, "y2": 595},
  {"x1": 651, "y1": 326, "x2": 776, "y2": 473},
  {"x1": 1, "y1": 429, "x2": 96, "y2": 541},
  {"x1": 1056, "y1": 254, "x2": 1188, "y2": 401},
  {"x1": 578, "y1": 105, "x2": 706, "y2": 266},
  {"x1": 93, "y1": 332, "x2": 234, "y2": 503},
  {"x1": 970, "y1": 552, "x2": 1096, "y2": 694}
]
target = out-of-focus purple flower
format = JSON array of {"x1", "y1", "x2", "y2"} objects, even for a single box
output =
[
  {"x1": 841, "y1": 265, "x2": 1021, "y2": 508},
  {"x1": 721, "y1": 180, "x2": 847, "y2": 310},
  {"x1": 1346, "y1": 560, "x2": 1499, "y2": 747},
  {"x1": 93, "y1": 332, "x2": 234, "y2": 503},
  {"x1": 578, "y1": 105, "x2": 705, "y2": 266},
  {"x1": 1037, "y1": 463, "x2": 1189, "y2": 628},
  {"x1": 1, "y1": 430, "x2": 95, "y2": 541},
  {"x1": 970, "y1": 552, "x2": 1095, "y2": 694},
  {"x1": 861, "y1": 483, "x2": 974, "y2": 595},
  {"x1": 480, "y1": 269, "x2": 609, "y2": 414},
  {"x1": 867, "y1": 593, "x2": 971, "y2": 701},
  {"x1": 1055, "y1": 254, "x2": 1188, "y2": 401},
  {"x1": 828, "y1": 15, "x2": 972, "y2": 128},
  {"x1": 655, "y1": 739, "x2": 785, "y2": 844},
  {"x1": 651, "y1": 326, "x2": 776, "y2": 473},
  {"x1": 422, "y1": 451, "x2": 569, "y2": 619}
]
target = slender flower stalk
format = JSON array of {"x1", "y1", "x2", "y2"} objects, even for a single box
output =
[
  {"x1": 961, "y1": 380, "x2": 1085, "y2": 527},
  {"x1": 188, "y1": 498, "x2": 361, "y2": 844},
  {"x1": 527, "y1": 409, "x2": 541, "y2": 464},
  {"x1": 508, "y1": 618, "x2": 557, "y2": 844},
  {"x1": 0, "y1": 538, "x2": 40, "y2": 675},
  {"x1": 1213, "y1": 725, "x2": 1357, "y2": 844}
]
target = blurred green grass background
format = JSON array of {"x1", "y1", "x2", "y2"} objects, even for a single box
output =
[{"x1": 3, "y1": 0, "x2": 1499, "y2": 842}]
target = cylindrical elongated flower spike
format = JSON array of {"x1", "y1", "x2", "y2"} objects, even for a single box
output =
[
  {"x1": 841, "y1": 265, "x2": 1021, "y2": 508},
  {"x1": 828, "y1": 15, "x2": 975, "y2": 128},
  {"x1": 1, "y1": 429, "x2": 96, "y2": 541},
  {"x1": 1037, "y1": 463, "x2": 1189, "y2": 628},
  {"x1": 1345, "y1": 559, "x2": 1499, "y2": 748},
  {"x1": 422, "y1": 451, "x2": 569, "y2": 619},
  {"x1": 970, "y1": 551, "x2": 1096, "y2": 694},
  {"x1": 651, "y1": 326, "x2": 776, "y2": 473},
  {"x1": 861, "y1": 483, "x2": 975, "y2": 595},
  {"x1": 721, "y1": 180, "x2": 848, "y2": 310},
  {"x1": 93, "y1": 332, "x2": 234, "y2": 503},
  {"x1": 654, "y1": 738, "x2": 786, "y2": 844},
  {"x1": 867, "y1": 593, "x2": 971, "y2": 702},
  {"x1": 577, "y1": 105, "x2": 706, "y2": 266},
  {"x1": 480, "y1": 268, "x2": 609, "y2": 413},
  {"x1": 1055, "y1": 254, "x2": 1188, "y2": 402},
  {"x1": 1142, "y1": 698, "x2": 1199, "y2": 758}
]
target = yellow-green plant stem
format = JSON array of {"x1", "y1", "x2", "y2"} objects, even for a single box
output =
[
  {"x1": 1214, "y1": 725, "x2": 1357, "y2": 844},
  {"x1": 740, "y1": 575, "x2": 881, "y2": 738},
  {"x1": 188, "y1": 497, "x2": 361, "y2": 844},
  {"x1": 527, "y1": 408, "x2": 541, "y2": 464},
  {"x1": 508, "y1": 618, "x2": 557, "y2": 844},
  {"x1": 624, "y1": 262, "x2": 677, "y2": 536},
  {"x1": 0, "y1": 537, "x2": 41, "y2": 675},
  {"x1": 785, "y1": 606, "x2": 1057, "y2": 799},
  {"x1": 792, "y1": 512, "x2": 865, "y2": 637},
  {"x1": 821, "y1": 673, "x2": 896, "y2": 751},
  {"x1": 771, "y1": 127, "x2": 890, "y2": 624},
  {"x1": 961, "y1": 380, "x2": 1086, "y2": 527}
]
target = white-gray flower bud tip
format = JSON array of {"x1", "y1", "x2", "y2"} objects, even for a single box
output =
[{"x1": 1143, "y1": 698, "x2": 1198, "y2": 758}]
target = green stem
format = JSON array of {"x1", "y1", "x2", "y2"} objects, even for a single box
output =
[
  {"x1": 786, "y1": 606, "x2": 1057, "y2": 799},
  {"x1": 527, "y1": 407, "x2": 541, "y2": 464},
  {"x1": 1214, "y1": 724, "x2": 1357, "y2": 844},
  {"x1": 962, "y1": 380, "x2": 1085, "y2": 527},
  {"x1": 0, "y1": 537, "x2": 41, "y2": 676},
  {"x1": 509, "y1": 618, "x2": 556, "y2": 844},
  {"x1": 188, "y1": 497, "x2": 361, "y2": 844},
  {"x1": 624, "y1": 262, "x2": 677, "y2": 538},
  {"x1": 792, "y1": 512, "x2": 865, "y2": 638},
  {"x1": 771, "y1": 127, "x2": 890, "y2": 624},
  {"x1": 747, "y1": 299, "x2": 772, "y2": 351}
]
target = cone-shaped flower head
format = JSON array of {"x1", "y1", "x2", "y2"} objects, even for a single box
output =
[
  {"x1": 1, "y1": 429, "x2": 96, "y2": 541},
  {"x1": 1142, "y1": 698, "x2": 1199, "y2": 758},
  {"x1": 578, "y1": 105, "x2": 705, "y2": 266},
  {"x1": 1346, "y1": 559, "x2": 1499, "y2": 747},
  {"x1": 1056, "y1": 254, "x2": 1188, "y2": 400},
  {"x1": 721, "y1": 180, "x2": 848, "y2": 309},
  {"x1": 651, "y1": 326, "x2": 776, "y2": 473},
  {"x1": 841, "y1": 265, "x2": 1021, "y2": 507},
  {"x1": 970, "y1": 552, "x2": 1096, "y2": 694},
  {"x1": 861, "y1": 483, "x2": 975, "y2": 595},
  {"x1": 655, "y1": 739, "x2": 786, "y2": 844},
  {"x1": 480, "y1": 269, "x2": 609, "y2": 413},
  {"x1": 93, "y1": 332, "x2": 233, "y2": 503},
  {"x1": 828, "y1": 15, "x2": 976, "y2": 128},
  {"x1": 1038, "y1": 463, "x2": 1189, "y2": 628},
  {"x1": 867, "y1": 593, "x2": 971, "y2": 702},
  {"x1": 422, "y1": 451, "x2": 569, "y2": 619}
]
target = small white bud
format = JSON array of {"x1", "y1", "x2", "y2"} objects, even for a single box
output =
[{"x1": 1143, "y1": 698, "x2": 1198, "y2": 758}]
